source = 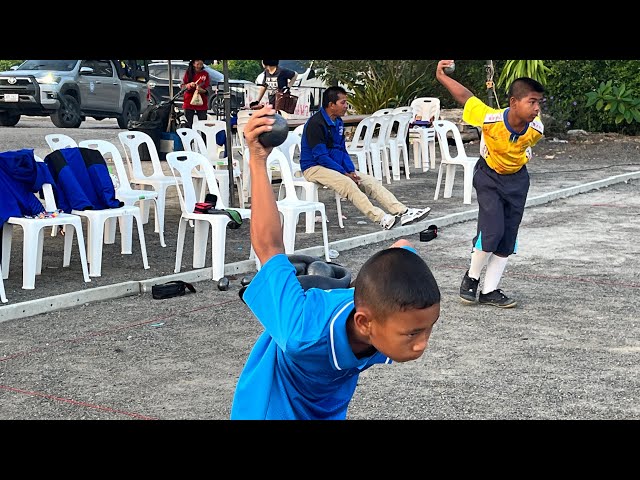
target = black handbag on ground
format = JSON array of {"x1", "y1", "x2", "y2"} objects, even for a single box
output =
[{"x1": 152, "y1": 280, "x2": 196, "y2": 300}]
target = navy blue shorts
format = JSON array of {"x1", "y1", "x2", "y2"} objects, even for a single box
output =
[{"x1": 472, "y1": 157, "x2": 529, "y2": 256}]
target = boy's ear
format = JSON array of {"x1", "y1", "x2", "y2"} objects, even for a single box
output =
[{"x1": 353, "y1": 308, "x2": 374, "y2": 335}]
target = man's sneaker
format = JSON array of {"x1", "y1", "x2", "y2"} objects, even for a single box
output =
[
  {"x1": 478, "y1": 289, "x2": 517, "y2": 308},
  {"x1": 459, "y1": 270, "x2": 479, "y2": 304},
  {"x1": 380, "y1": 213, "x2": 399, "y2": 230},
  {"x1": 400, "y1": 207, "x2": 431, "y2": 226}
]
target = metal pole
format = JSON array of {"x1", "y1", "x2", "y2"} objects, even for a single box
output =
[
  {"x1": 485, "y1": 60, "x2": 494, "y2": 108},
  {"x1": 223, "y1": 60, "x2": 235, "y2": 208}
]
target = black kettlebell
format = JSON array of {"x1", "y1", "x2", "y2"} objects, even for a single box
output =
[
  {"x1": 258, "y1": 113, "x2": 288, "y2": 148},
  {"x1": 217, "y1": 276, "x2": 230, "y2": 291}
]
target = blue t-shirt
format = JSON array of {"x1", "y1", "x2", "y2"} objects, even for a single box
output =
[{"x1": 230, "y1": 253, "x2": 391, "y2": 420}]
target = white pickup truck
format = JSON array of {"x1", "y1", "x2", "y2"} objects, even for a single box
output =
[{"x1": 0, "y1": 59, "x2": 150, "y2": 128}]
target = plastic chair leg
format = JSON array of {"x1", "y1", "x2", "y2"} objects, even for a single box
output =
[
  {"x1": 0, "y1": 273, "x2": 6, "y2": 303},
  {"x1": 434, "y1": 164, "x2": 445, "y2": 201},
  {"x1": 174, "y1": 218, "x2": 188, "y2": 273},
  {"x1": 192, "y1": 220, "x2": 210, "y2": 269},
  {"x1": 281, "y1": 211, "x2": 298, "y2": 254},
  {"x1": 463, "y1": 164, "x2": 474, "y2": 205},
  {"x1": 2, "y1": 224, "x2": 13, "y2": 279},
  {"x1": 334, "y1": 192, "x2": 344, "y2": 229},
  {"x1": 444, "y1": 164, "x2": 458, "y2": 199},
  {"x1": 133, "y1": 210, "x2": 150, "y2": 270},
  {"x1": 209, "y1": 220, "x2": 227, "y2": 281},
  {"x1": 318, "y1": 207, "x2": 331, "y2": 262}
]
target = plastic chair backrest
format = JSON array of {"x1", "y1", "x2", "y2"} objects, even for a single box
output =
[
  {"x1": 410, "y1": 97, "x2": 441, "y2": 122},
  {"x1": 348, "y1": 115, "x2": 374, "y2": 149},
  {"x1": 392, "y1": 106, "x2": 413, "y2": 115},
  {"x1": 166, "y1": 150, "x2": 226, "y2": 214},
  {"x1": 371, "y1": 108, "x2": 395, "y2": 117},
  {"x1": 176, "y1": 127, "x2": 208, "y2": 154},
  {"x1": 192, "y1": 120, "x2": 227, "y2": 163},
  {"x1": 78, "y1": 139, "x2": 132, "y2": 194},
  {"x1": 117, "y1": 130, "x2": 165, "y2": 179},
  {"x1": 265, "y1": 148, "x2": 298, "y2": 201},
  {"x1": 45, "y1": 133, "x2": 78, "y2": 151},
  {"x1": 433, "y1": 119, "x2": 468, "y2": 161},
  {"x1": 34, "y1": 154, "x2": 58, "y2": 211}
]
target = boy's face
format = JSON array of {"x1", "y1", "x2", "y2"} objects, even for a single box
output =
[
  {"x1": 510, "y1": 91, "x2": 543, "y2": 123},
  {"x1": 365, "y1": 303, "x2": 440, "y2": 363}
]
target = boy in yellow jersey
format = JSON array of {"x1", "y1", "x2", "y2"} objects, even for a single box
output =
[{"x1": 436, "y1": 60, "x2": 545, "y2": 308}]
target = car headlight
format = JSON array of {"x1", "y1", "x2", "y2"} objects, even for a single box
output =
[{"x1": 36, "y1": 73, "x2": 61, "y2": 85}]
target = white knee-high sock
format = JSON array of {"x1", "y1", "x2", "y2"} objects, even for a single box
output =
[
  {"x1": 482, "y1": 255, "x2": 509, "y2": 293},
  {"x1": 468, "y1": 249, "x2": 492, "y2": 279}
]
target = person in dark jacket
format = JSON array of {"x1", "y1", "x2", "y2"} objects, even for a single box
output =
[{"x1": 300, "y1": 86, "x2": 431, "y2": 230}]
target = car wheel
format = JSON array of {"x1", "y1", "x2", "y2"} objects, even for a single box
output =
[
  {"x1": 118, "y1": 99, "x2": 140, "y2": 129},
  {"x1": 210, "y1": 93, "x2": 224, "y2": 115},
  {"x1": 51, "y1": 94, "x2": 82, "y2": 128},
  {"x1": 0, "y1": 112, "x2": 20, "y2": 126}
]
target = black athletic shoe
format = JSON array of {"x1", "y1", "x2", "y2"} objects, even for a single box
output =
[
  {"x1": 478, "y1": 289, "x2": 517, "y2": 308},
  {"x1": 459, "y1": 270, "x2": 479, "y2": 304}
]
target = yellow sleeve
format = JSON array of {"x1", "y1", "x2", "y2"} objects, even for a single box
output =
[{"x1": 462, "y1": 96, "x2": 500, "y2": 127}]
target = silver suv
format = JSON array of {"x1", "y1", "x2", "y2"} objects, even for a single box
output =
[{"x1": 0, "y1": 59, "x2": 150, "y2": 128}]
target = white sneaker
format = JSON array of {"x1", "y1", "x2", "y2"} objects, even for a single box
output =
[
  {"x1": 379, "y1": 213, "x2": 399, "y2": 230},
  {"x1": 400, "y1": 207, "x2": 431, "y2": 226}
]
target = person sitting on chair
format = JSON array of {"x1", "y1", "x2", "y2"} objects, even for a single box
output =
[{"x1": 300, "y1": 85, "x2": 431, "y2": 230}]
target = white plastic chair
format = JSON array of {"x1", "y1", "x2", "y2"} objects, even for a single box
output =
[
  {"x1": 118, "y1": 130, "x2": 181, "y2": 240},
  {"x1": 409, "y1": 97, "x2": 441, "y2": 172},
  {"x1": 0, "y1": 265, "x2": 7, "y2": 303},
  {"x1": 45, "y1": 133, "x2": 78, "y2": 150},
  {"x1": 265, "y1": 148, "x2": 331, "y2": 261},
  {"x1": 176, "y1": 127, "x2": 233, "y2": 208},
  {"x1": 368, "y1": 113, "x2": 395, "y2": 184},
  {"x1": 44, "y1": 145, "x2": 150, "y2": 278},
  {"x1": 278, "y1": 131, "x2": 345, "y2": 230},
  {"x1": 192, "y1": 120, "x2": 245, "y2": 208},
  {"x1": 235, "y1": 110, "x2": 257, "y2": 204},
  {"x1": 345, "y1": 115, "x2": 380, "y2": 180},
  {"x1": 387, "y1": 111, "x2": 413, "y2": 181},
  {"x1": 2, "y1": 155, "x2": 91, "y2": 290},
  {"x1": 433, "y1": 119, "x2": 480, "y2": 205},
  {"x1": 165, "y1": 150, "x2": 254, "y2": 281},
  {"x1": 78, "y1": 139, "x2": 166, "y2": 249}
]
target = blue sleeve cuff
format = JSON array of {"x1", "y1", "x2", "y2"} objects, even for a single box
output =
[{"x1": 401, "y1": 245, "x2": 418, "y2": 255}]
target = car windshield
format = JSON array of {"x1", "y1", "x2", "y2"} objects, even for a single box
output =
[
  {"x1": 18, "y1": 60, "x2": 77, "y2": 71},
  {"x1": 149, "y1": 63, "x2": 224, "y2": 83}
]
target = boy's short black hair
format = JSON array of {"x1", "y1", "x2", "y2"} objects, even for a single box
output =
[
  {"x1": 262, "y1": 60, "x2": 279, "y2": 67},
  {"x1": 509, "y1": 77, "x2": 545, "y2": 99},
  {"x1": 354, "y1": 248, "x2": 440, "y2": 319}
]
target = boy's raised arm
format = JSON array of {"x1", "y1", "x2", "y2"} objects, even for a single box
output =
[
  {"x1": 435, "y1": 60, "x2": 475, "y2": 106},
  {"x1": 244, "y1": 105, "x2": 286, "y2": 264}
]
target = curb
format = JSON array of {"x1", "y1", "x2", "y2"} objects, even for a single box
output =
[{"x1": 2, "y1": 171, "x2": 639, "y2": 323}]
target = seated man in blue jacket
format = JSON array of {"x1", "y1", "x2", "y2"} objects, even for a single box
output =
[{"x1": 300, "y1": 85, "x2": 431, "y2": 230}]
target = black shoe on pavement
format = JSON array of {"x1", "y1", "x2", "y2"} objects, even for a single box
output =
[
  {"x1": 478, "y1": 289, "x2": 517, "y2": 308},
  {"x1": 459, "y1": 270, "x2": 479, "y2": 304}
]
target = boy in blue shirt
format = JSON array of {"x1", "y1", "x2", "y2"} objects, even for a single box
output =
[{"x1": 231, "y1": 105, "x2": 441, "y2": 420}]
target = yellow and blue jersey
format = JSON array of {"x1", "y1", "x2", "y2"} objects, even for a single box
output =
[{"x1": 462, "y1": 96, "x2": 544, "y2": 175}]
